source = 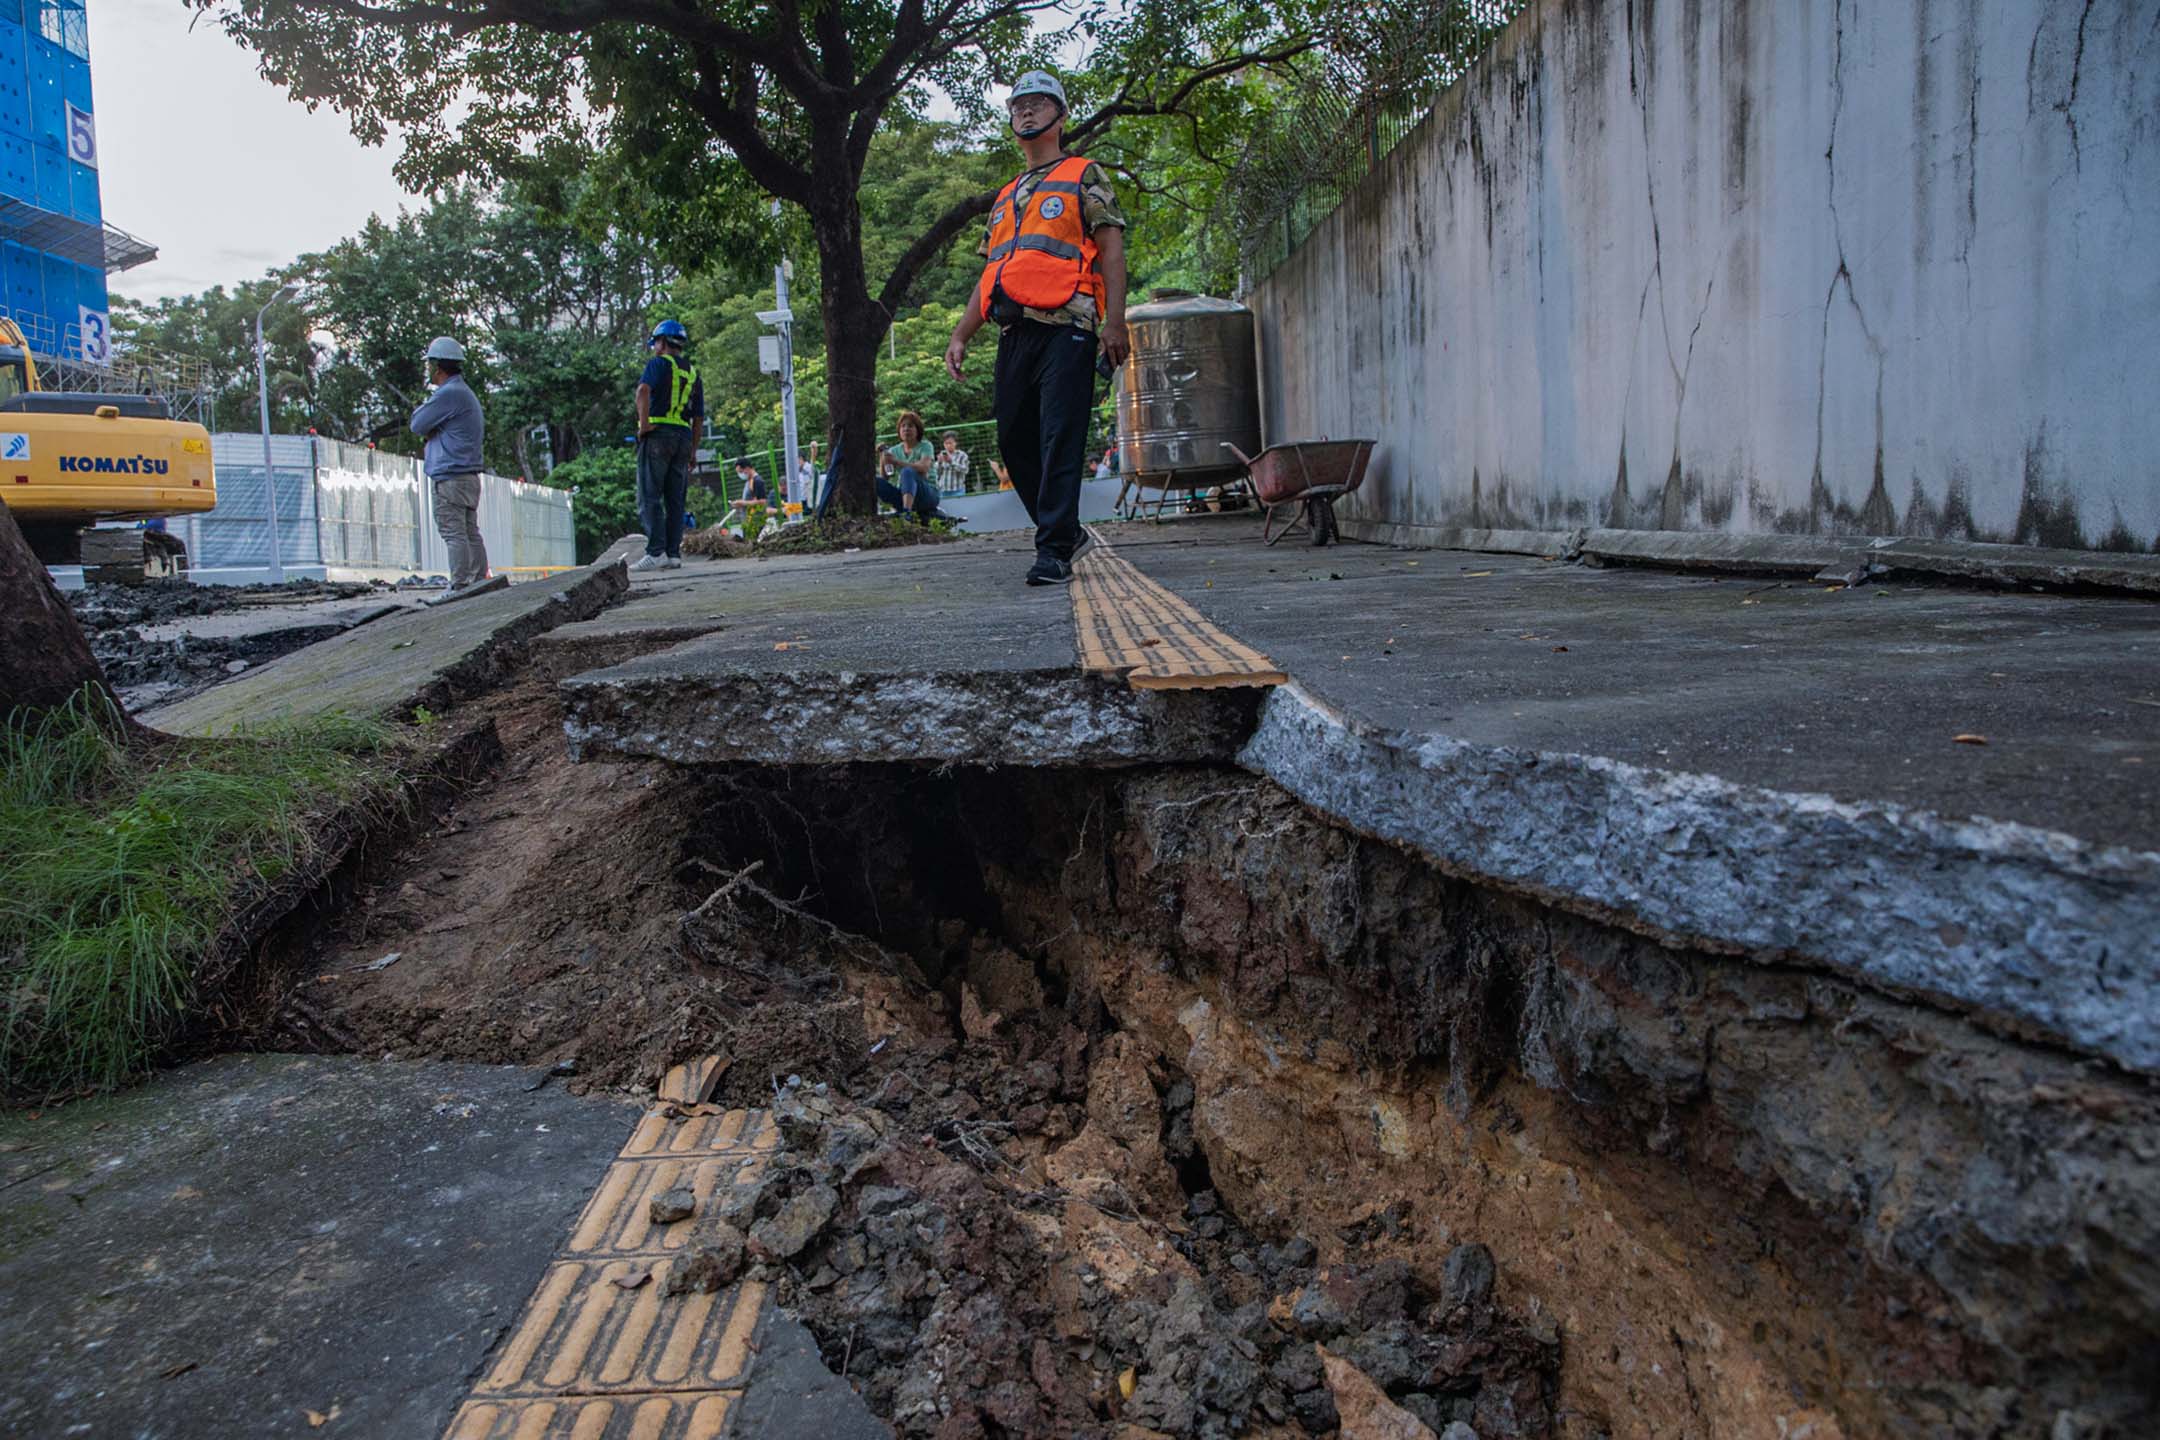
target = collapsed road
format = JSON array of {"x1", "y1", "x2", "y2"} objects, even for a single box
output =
[{"x1": 9, "y1": 521, "x2": 2156, "y2": 1440}]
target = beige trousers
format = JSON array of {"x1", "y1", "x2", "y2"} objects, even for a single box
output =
[{"x1": 431, "y1": 474, "x2": 488, "y2": 589}]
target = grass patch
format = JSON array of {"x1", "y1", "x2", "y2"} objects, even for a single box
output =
[{"x1": 1, "y1": 691, "x2": 407, "y2": 1096}]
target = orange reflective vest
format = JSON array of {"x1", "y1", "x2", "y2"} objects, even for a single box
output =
[{"x1": 977, "y1": 155, "x2": 1105, "y2": 317}]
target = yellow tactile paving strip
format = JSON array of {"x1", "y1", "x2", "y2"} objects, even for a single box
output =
[
  {"x1": 1072, "y1": 539, "x2": 1286, "y2": 690},
  {"x1": 475, "y1": 1264, "x2": 766, "y2": 1396},
  {"x1": 621, "y1": 1106, "x2": 779, "y2": 1160},
  {"x1": 566, "y1": 1155, "x2": 768, "y2": 1258},
  {"x1": 440, "y1": 1060, "x2": 774, "y2": 1440},
  {"x1": 444, "y1": 1392, "x2": 733, "y2": 1440},
  {"x1": 657, "y1": 1057, "x2": 727, "y2": 1106}
]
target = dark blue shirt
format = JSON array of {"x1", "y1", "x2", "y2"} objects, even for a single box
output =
[{"x1": 640, "y1": 355, "x2": 705, "y2": 422}]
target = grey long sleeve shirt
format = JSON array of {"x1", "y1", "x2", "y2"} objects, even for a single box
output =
[{"x1": 409, "y1": 374, "x2": 485, "y2": 477}]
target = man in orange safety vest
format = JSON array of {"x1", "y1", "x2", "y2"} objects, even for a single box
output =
[{"x1": 945, "y1": 70, "x2": 1129, "y2": 586}]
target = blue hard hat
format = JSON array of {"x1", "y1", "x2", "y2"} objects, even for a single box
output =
[{"x1": 651, "y1": 319, "x2": 689, "y2": 343}]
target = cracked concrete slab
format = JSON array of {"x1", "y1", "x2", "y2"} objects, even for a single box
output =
[
  {"x1": 146, "y1": 559, "x2": 628, "y2": 735},
  {"x1": 559, "y1": 536, "x2": 1261, "y2": 766},
  {"x1": 555, "y1": 518, "x2": 2160, "y2": 1071},
  {"x1": 1117, "y1": 521, "x2": 2160, "y2": 1072}
]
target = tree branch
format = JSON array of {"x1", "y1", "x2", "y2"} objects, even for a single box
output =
[
  {"x1": 1066, "y1": 37, "x2": 1321, "y2": 150},
  {"x1": 877, "y1": 184, "x2": 999, "y2": 316},
  {"x1": 682, "y1": 46, "x2": 813, "y2": 204}
]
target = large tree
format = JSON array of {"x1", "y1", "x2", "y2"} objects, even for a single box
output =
[
  {"x1": 0, "y1": 502, "x2": 124, "y2": 731},
  {"x1": 196, "y1": 0, "x2": 1315, "y2": 511}
]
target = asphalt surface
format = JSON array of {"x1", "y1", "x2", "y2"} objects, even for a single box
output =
[
  {"x1": 144, "y1": 561, "x2": 625, "y2": 735},
  {"x1": 1104, "y1": 520, "x2": 2160, "y2": 850},
  {"x1": 565, "y1": 533, "x2": 1076, "y2": 683},
  {"x1": 0, "y1": 1054, "x2": 634, "y2": 1440}
]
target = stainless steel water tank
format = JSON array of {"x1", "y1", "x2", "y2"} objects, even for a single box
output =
[{"x1": 1116, "y1": 290, "x2": 1259, "y2": 485}]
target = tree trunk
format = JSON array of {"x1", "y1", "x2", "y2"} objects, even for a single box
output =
[
  {"x1": 810, "y1": 178, "x2": 889, "y2": 518},
  {"x1": 0, "y1": 500, "x2": 125, "y2": 729}
]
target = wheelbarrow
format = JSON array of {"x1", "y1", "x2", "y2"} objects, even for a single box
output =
[{"x1": 1222, "y1": 438, "x2": 1376, "y2": 546}]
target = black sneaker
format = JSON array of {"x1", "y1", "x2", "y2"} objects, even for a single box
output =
[
  {"x1": 1068, "y1": 528, "x2": 1098, "y2": 568},
  {"x1": 1025, "y1": 555, "x2": 1072, "y2": 586}
]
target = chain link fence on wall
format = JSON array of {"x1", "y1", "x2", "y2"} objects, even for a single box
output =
[{"x1": 1202, "y1": 0, "x2": 1531, "y2": 290}]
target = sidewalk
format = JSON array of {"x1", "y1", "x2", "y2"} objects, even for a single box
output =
[{"x1": 558, "y1": 517, "x2": 2160, "y2": 1074}]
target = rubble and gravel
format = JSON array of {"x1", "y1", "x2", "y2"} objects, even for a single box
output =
[
  {"x1": 656, "y1": 874, "x2": 1564, "y2": 1440},
  {"x1": 69, "y1": 578, "x2": 401, "y2": 711}
]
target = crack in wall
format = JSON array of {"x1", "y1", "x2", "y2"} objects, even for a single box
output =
[
  {"x1": 1627, "y1": 0, "x2": 1686, "y2": 394},
  {"x1": 1665, "y1": 274, "x2": 1717, "y2": 526},
  {"x1": 1959, "y1": 0, "x2": 1982, "y2": 312},
  {"x1": 1816, "y1": 0, "x2": 1892, "y2": 533},
  {"x1": 2058, "y1": 0, "x2": 2096, "y2": 171}
]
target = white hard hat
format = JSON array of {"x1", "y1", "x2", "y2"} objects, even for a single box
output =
[
  {"x1": 1008, "y1": 70, "x2": 1067, "y2": 112},
  {"x1": 424, "y1": 336, "x2": 466, "y2": 363}
]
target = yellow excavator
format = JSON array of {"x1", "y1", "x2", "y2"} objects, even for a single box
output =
[{"x1": 0, "y1": 317, "x2": 215, "y2": 582}]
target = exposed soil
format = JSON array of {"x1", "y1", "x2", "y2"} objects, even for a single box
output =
[
  {"x1": 268, "y1": 673, "x2": 716, "y2": 1091},
  {"x1": 256, "y1": 652, "x2": 2158, "y2": 1439},
  {"x1": 681, "y1": 527, "x2": 750, "y2": 559},
  {"x1": 270, "y1": 671, "x2": 1569, "y2": 1438},
  {"x1": 681, "y1": 516, "x2": 961, "y2": 563}
]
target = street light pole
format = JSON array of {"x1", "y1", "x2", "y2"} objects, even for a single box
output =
[
  {"x1": 254, "y1": 283, "x2": 299, "y2": 583},
  {"x1": 769, "y1": 200, "x2": 803, "y2": 510}
]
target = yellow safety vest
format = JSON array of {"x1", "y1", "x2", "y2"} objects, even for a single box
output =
[{"x1": 651, "y1": 356, "x2": 700, "y2": 428}]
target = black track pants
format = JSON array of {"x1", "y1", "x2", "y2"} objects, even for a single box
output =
[{"x1": 993, "y1": 319, "x2": 1097, "y2": 562}]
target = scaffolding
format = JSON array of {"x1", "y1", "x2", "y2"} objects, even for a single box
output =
[{"x1": 3, "y1": 304, "x2": 217, "y2": 427}]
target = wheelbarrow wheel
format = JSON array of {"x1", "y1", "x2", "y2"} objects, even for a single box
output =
[{"x1": 1306, "y1": 495, "x2": 1339, "y2": 546}]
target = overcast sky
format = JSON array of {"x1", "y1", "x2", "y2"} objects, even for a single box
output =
[{"x1": 95, "y1": 0, "x2": 421, "y2": 304}]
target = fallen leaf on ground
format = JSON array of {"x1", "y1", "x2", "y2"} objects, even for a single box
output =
[
  {"x1": 390, "y1": 640, "x2": 416, "y2": 650},
  {"x1": 1118, "y1": 1366, "x2": 1138, "y2": 1399},
  {"x1": 160, "y1": 1361, "x2": 197, "y2": 1380},
  {"x1": 1464, "y1": 570, "x2": 1494, "y2": 577},
  {"x1": 612, "y1": 1270, "x2": 653, "y2": 1291},
  {"x1": 1953, "y1": 734, "x2": 1989, "y2": 746}
]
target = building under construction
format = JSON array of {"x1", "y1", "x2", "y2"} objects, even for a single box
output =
[{"x1": 0, "y1": 0, "x2": 177, "y2": 403}]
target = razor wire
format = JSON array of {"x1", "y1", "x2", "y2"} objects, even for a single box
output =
[{"x1": 1201, "y1": 0, "x2": 1530, "y2": 290}]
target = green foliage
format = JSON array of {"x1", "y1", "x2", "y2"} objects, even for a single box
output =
[
  {"x1": 110, "y1": 276, "x2": 321, "y2": 435},
  {"x1": 199, "y1": 0, "x2": 1321, "y2": 511},
  {"x1": 0, "y1": 692, "x2": 404, "y2": 1094},
  {"x1": 114, "y1": 168, "x2": 667, "y2": 479},
  {"x1": 549, "y1": 444, "x2": 641, "y2": 563}
]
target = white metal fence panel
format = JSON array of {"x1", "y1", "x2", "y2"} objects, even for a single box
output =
[
  {"x1": 196, "y1": 434, "x2": 575, "y2": 582},
  {"x1": 191, "y1": 434, "x2": 320, "y2": 572}
]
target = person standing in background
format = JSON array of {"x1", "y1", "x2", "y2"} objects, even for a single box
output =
[
  {"x1": 409, "y1": 335, "x2": 493, "y2": 600},
  {"x1": 934, "y1": 431, "x2": 971, "y2": 495},
  {"x1": 633, "y1": 319, "x2": 703, "y2": 572}
]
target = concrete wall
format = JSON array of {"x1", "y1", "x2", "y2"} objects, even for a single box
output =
[{"x1": 1253, "y1": 0, "x2": 2160, "y2": 549}]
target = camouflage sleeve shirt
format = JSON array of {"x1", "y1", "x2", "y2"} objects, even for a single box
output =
[{"x1": 978, "y1": 157, "x2": 1127, "y2": 333}]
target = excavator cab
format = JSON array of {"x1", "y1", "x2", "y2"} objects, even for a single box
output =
[{"x1": 0, "y1": 342, "x2": 31, "y2": 405}]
